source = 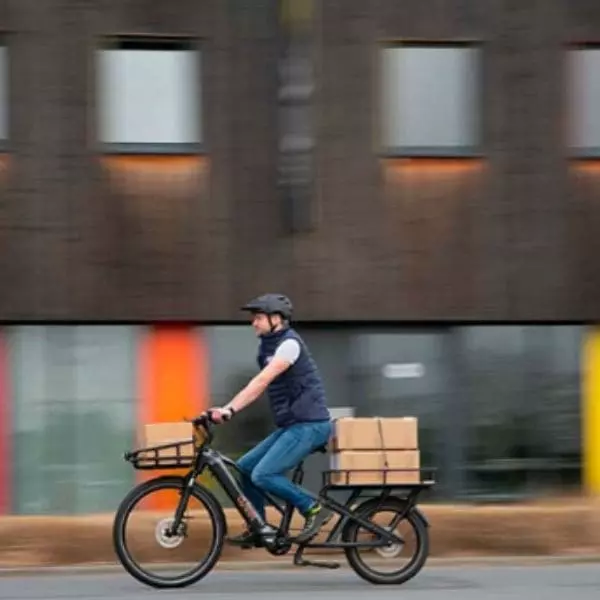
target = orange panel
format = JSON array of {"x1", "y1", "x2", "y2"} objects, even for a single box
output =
[{"x1": 138, "y1": 325, "x2": 209, "y2": 509}]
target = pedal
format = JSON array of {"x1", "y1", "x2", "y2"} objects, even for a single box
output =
[
  {"x1": 233, "y1": 542, "x2": 255, "y2": 550},
  {"x1": 293, "y1": 545, "x2": 340, "y2": 570},
  {"x1": 295, "y1": 558, "x2": 340, "y2": 569},
  {"x1": 226, "y1": 535, "x2": 259, "y2": 549}
]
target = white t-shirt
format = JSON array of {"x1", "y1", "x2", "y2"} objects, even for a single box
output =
[{"x1": 273, "y1": 338, "x2": 301, "y2": 365}]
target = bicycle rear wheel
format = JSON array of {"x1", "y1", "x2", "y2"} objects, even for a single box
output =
[
  {"x1": 342, "y1": 497, "x2": 429, "y2": 585},
  {"x1": 113, "y1": 475, "x2": 225, "y2": 588}
]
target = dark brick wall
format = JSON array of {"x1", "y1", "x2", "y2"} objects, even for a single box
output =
[{"x1": 0, "y1": 0, "x2": 599, "y2": 321}]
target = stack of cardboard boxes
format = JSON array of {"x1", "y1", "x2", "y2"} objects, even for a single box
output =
[
  {"x1": 139, "y1": 422, "x2": 195, "y2": 461},
  {"x1": 136, "y1": 417, "x2": 421, "y2": 486},
  {"x1": 328, "y1": 417, "x2": 420, "y2": 485}
]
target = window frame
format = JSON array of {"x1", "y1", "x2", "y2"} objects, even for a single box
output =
[
  {"x1": 567, "y1": 43, "x2": 600, "y2": 159},
  {"x1": 95, "y1": 35, "x2": 204, "y2": 156},
  {"x1": 378, "y1": 40, "x2": 483, "y2": 159},
  {"x1": 0, "y1": 36, "x2": 9, "y2": 151}
]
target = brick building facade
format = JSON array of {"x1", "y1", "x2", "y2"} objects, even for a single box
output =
[{"x1": 1, "y1": 0, "x2": 599, "y2": 322}]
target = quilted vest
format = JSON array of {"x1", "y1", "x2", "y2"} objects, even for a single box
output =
[{"x1": 257, "y1": 327, "x2": 330, "y2": 428}]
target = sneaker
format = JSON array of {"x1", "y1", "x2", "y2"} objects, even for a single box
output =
[
  {"x1": 227, "y1": 529, "x2": 256, "y2": 548},
  {"x1": 227, "y1": 524, "x2": 278, "y2": 548},
  {"x1": 295, "y1": 503, "x2": 333, "y2": 543}
]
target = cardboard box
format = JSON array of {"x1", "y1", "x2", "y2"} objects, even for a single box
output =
[
  {"x1": 329, "y1": 450, "x2": 421, "y2": 485},
  {"x1": 139, "y1": 422, "x2": 194, "y2": 460},
  {"x1": 331, "y1": 417, "x2": 418, "y2": 451}
]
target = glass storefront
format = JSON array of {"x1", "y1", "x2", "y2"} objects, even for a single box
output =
[
  {"x1": 460, "y1": 326, "x2": 583, "y2": 499},
  {"x1": 8, "y1": 326, "x2": 138, "y2": 514},
  {"x1": 204, "y1": 323, "x2": 583, "y2": 501},
  {"x1": 1, "y1": 323, "x2": 584, "y2": 513}
]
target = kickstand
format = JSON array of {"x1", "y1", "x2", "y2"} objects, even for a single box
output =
[{"x1": 293, "y1": 544, "x2": 340, "y2": 570}]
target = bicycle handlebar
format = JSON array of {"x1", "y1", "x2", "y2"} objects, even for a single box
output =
[{"x1": 187, "y1": 408, "x2": 232, "y2": 446}]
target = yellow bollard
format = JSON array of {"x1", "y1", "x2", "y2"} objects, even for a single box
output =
[{"x1": 583, "y1": 328, "x2": 600, "y2": 495}]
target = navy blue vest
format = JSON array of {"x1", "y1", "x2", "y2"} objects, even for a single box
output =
[{"x1": 257, "y1": 327, "x2": 330, "y2": 428}]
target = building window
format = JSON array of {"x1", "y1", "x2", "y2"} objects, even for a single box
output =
[
  {"x1": 569, "y1": 47, "x2": 600, "y2": 157},
  {"x1": 380, "y1": 43, "x2": 481, "y2": 157},
  {"x1": 96, "y1": 37, "x2": 202, "y2": 154}
]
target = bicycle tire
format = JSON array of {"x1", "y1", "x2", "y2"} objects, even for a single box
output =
[
  {"x1": 342, "y1": 497, "x2": 429, "y2": 585},
  {"x1": 112, "y1": 475, "x2": 226, "y2": 588}
]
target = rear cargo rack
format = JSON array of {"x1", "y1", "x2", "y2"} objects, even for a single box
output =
[{"x1": 322, "y1": 467, "x2": 436, "y2": 489}]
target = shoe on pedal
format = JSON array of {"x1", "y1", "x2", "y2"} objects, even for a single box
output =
[
  {"x1": 228, "y1": 524, "x2": 278, "y2": 548},
  {"x1": 227, "y1": 529, "x2": 256, "y2": 548},
  {"x1": 295, "y1": 503, "x2": 333, "y2": 543}
]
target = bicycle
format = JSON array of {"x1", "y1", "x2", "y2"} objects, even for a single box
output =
[{"x1": 112, "y1": 411, "x2": 436, "y2": 588}]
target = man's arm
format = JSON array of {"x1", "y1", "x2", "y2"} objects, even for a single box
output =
[{"x1": 223, "y1": 339, "x2": 301, "y2": 415}]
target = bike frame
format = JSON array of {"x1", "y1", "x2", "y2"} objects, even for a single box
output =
[{"x1": 167, "y1": 426, "x2": 429, "y2": 550}]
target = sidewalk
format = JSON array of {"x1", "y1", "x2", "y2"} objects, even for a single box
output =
[{"x1": 1, "y1": 497, "x2": 598, "y2": 571}]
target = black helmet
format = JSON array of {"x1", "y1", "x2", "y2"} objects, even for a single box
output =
[{"x1": 241, "y1": 293, "x2": 293, "y2": 320}]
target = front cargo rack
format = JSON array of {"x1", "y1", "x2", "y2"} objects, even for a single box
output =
[{"x1": 124, "y1": 440, "x2": 196, "y2": 470}]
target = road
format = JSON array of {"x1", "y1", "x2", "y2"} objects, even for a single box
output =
[{"x1": 0, "y1": 564, "x2": 598, "y2": 599}]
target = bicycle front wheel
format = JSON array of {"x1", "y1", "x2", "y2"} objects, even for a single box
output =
[{"x1": 112, "y1": 475, "x2": 225, "y2": 588}]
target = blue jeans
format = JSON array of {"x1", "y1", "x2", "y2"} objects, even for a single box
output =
[{"x1": 236, "y1": 420, "x2": 333, "y2": 519}]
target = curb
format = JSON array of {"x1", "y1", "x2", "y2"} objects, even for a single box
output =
[{"x1": 1, "y1": 555, "x2": 599, "y2": 578}]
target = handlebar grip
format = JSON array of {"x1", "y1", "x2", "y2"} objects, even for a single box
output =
[
  {"x1": 196, "y1": 414, "x2": 210, "y2": 425},
  {"x1": 190, "y1": 407, "x2": 233, "y2": 428},
  {"x1": 190, "y1": 410, "x2": 219, "y2": 426}
]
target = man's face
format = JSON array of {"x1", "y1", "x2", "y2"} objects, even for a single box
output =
[{"x1": 251, "y1": 312, "x2": 281, "y2": 335}]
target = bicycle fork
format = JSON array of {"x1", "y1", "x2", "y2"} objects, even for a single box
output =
[{"x1": 166, "y1": 474, "x2": 196, "y2": 537}]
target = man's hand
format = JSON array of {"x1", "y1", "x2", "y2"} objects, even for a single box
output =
[{"x1": 209, "y1": 407, "x2": 234, "y2": 424}]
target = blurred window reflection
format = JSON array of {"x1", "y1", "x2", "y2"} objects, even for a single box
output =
[
  {"x1": 381, "y1": 44, "x2": 481, "y2": 156},
  {"x1": 569, "y1": 47, "x2": 600, "y2": 156},
  {"x1": 9, "y1": 326, "x2": 138, "y2": 514},
  {"x1": 97, "y1": 37, "x2": 201, "y2": 152}
]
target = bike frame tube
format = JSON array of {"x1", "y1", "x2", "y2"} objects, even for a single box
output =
[
  {"x1": 202, "y1": 448, "x2": 412, "y2": 547},
  {"x1": 310, "y1": 494, "x2": 405, "y2": 546},
  {"x1": 197, "y1": 446, "x2": 311, "y2": 535},
  {"x1": 219, "y1": 453, "x2": 288, "y2": 516},
  {"x1": 176, "y1": 426, "x2": 424, "y2": 549},
  {"x1": 196, "y1": 448, "x2": 268, "y2": 532},
  {"x1": 316, "y1": 488, "x2": 417, "y2": 547},
  {"x1": 319, "y1": 487, "x2": 363, "y2": 543},
  {"x1": 195, "y1": 449, "x2": 302, "y2": 532}
]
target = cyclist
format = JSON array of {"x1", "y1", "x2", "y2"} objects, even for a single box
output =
[{"x1": 209, "y1": 293, "x2": 333, "y2": 545}]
